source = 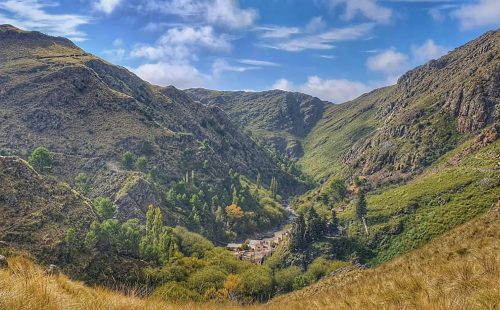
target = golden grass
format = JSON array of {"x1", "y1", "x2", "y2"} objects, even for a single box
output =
[{"x1": 1, "y1": 206, "x2": 499, "y2": 310}]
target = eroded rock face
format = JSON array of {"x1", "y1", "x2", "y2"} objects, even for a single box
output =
[
  {"x1": 341, "y1": 30, "x2": 500, "y2": 185},
  {"x1": 114, "y1": 177, "x2": 158, "y2": 221}
]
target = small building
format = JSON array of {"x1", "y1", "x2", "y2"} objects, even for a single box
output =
[{"x1": 227, "y1": 243, "x2": 242, "y2": 251}]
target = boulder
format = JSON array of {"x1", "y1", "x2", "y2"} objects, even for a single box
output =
[
  {"x1": 0, "y1": 255, "x2": 8, "y2": 268},
  {"x1": 44, "y1": 264, "x2": 59, "y2": 276}
]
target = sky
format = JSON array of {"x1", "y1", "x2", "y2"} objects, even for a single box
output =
[{"x1": 0, "y1": 0, "x2": 499, "y2": 103}]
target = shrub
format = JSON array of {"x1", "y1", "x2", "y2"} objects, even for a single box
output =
[
  {"x1": 134, "y1": 156, "x2": 147, "y2": 172},
  {"x1": 274, "y1": 266, "x2": 303, "y2": 293},
  {"x1": 240, "y1": 266, "x2": 274, "y2": 301},
  {"x1": 154, "y1": 282, "x2": 201, "y2": 302},
  {"x1": 75, "y1": 172, "x2": 90, "y2": 194},
  {"x1": 188, "y1": 266, "x2": 228, "y2": 294},
  {"x1": 121, "y1": 151, "x2": 134, "y2": 169}
]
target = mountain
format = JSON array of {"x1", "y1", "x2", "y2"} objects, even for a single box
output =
[
  {"x1": 0, "y1": 25, "x2": 304, "y2": 234},
  {"x1": 185, "y1": 88, "x2": 329, "y2": 158},
  {"x1": 299, "y1": 29, "x2": 500, "y2": 185}
]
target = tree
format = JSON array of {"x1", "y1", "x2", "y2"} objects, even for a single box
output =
[
  {"x1": 203, "y1": 160, "x2": 209, "y2": 169},
  {"x1": 290, "y1": 214, "x2": 306, "y2": 251},
  {"x1": 329, "y1": 209, "x2": 339, "y2": 235},
  {"x1": 121, "y1": 151, "x2": 134, "y2": 169},
  {"x1": 305, "y1": 207, "x2": 327, "y2": 242},
  {"x1": 256, "y1": 173, "x2": 262, "y2": 189},
  {"x1": 65, "y1": 227, "x2": 77, "y2": 258},
  {"x1": 224, "y1": 274, "x2": 242, "y2": 300},
  {"x1": 270, "y1": 177, "x2": 278, "y2": 199},
  {"x1": 93, "y1": 197, "x2": 116, "y2": 220},
  {"x1": 356, "y1": 192, "x2": 367, "y2": 220},
  {"x1": 225, "y1": 204, "x2": 244, "y2": 221},
  {"x1": 231, "y1": 187, "x2": 239, "y2": 205},
  {"x1": 135, "y1": 156, "x2": 148, "y2": 172},
  {"x1": 75, "y1": 172, "x2": 90, "y2": 195},
  {"x1": 28, "y1": 147, "x2": 53, "y2": 173},
  {"x1": 85, "y1": 221, "x2": 100, "y2": 249}
]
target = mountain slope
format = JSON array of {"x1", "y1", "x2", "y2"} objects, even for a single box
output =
[
  {"x1": 0, "y1": 25, "x2": 303, "y2": 228},
  {"x1": 0, "y1": 156, "x2": 96, "y2": 277},
  {"x1": 300, "y1": 29, "x2": 500, "y2": 184},
  {"x1": 185, "y1": 88, "x2": 329, "y2": 158}
]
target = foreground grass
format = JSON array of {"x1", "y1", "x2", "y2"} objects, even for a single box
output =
[{"x1": 2, "y1": 204, "x2": 499, "y2": 310}]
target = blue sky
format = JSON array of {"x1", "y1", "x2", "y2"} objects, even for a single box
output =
[{"x1": 1, "y1": 0, "x2": 499, "y2": 103}]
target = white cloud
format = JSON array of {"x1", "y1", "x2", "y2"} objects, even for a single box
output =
[
  {"x1": 411, "y1": 39, "x2": 448, "y2": 63},
  {"x1": 238, "y1": 59, "x2": 279, "y2": 67},
  {"x1": 103, "y1": 47, "x2": 126, "y2": 61},
  {"x1": 273, "y1": 76, "x2": 374, "y2": 103},
  {"x1": 328, "y1": 0, "x2": 393, "y2": 24},
  {"x1": 0, "y1": 0, "x2": 90, "y2": 41},
  {"x1": 159, "y1": 26, "x2": 231, "y2": 51},
  {"x1": 366, "y1": 40, "x2": 449, "y2": 83},
  {"x1": 261, "y1": 23, "x2": 374, "y2": 52},
  {"x1": 256, "y1": 26, "x2": 300, "y2": 39},
  {"x1": 367, "y1": 48, "x2": 409, "y2": 77},
  {"x1": 143, "y1": 0, "x2": 257, "y2": 29},
  {"x1": 130, "y1": 25, "x2": 230, "y2": 62},
  {"x1": 93, "y1": 0, "x2": 121, "y2": 14},
  {"x1": 452, "y1": 0, "x2": 500, "y2": 30},
  {"x1": 305, "y1": 16, "x2": 327, "y2": 33},
  {"x1": 132, "y1": 62, "x2": 209, "y2": 89},
  {"x1": 212, "y1": 59, "x2": 258, "y2": 76}
]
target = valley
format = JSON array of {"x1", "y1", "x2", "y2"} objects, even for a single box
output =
[{"x1": 0, "y1": 18, "x2": 499, "y2": 310}]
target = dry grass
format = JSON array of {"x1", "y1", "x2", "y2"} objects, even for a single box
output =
[{"x1": 1, "y1": 207, "x2": 499, "y2": 310}]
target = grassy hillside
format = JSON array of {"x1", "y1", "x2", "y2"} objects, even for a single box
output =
[{"x1": 1, "y1": 202, "x2": 498, "y2": 309}]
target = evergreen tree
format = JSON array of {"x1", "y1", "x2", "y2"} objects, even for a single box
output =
[
  {"x1": 305, "y1": 207, "x2": 326, "y2": 242},
  {"x1": 329, "y1": 209, "x2": 339, "y2": 235},
  {"x1": 290, "y1": 214, "x2": 306, "y2": 251},
  {"x1": 356, "y1": 192, "x2": 367, "y2": 220},
  {"x1": 270, "y1": 177, "x2": 279, "y2": 199},
  {"x1": 28, "y1": 147, "x2": 53, "y2": 173},
  {"x1": 93, "y1": 197, "x2": 116, "y2": 220},
  {"x1": 256, "y1": 173, "x2": 262, "y2": 189}
]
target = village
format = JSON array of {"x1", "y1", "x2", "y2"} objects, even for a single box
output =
[{"x1": 226, "y1": 230, "x2": 289, "y2": 264}]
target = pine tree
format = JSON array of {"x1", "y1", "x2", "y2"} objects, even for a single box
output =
[
  {"x1": 329, "y1": 209, "x2": 339, "y2": 235},
  {"x1": 232, "y1": 187, "x2": 239, "y2": 205},
  {"x1": 356, "y1": 192, "x2": 367, "y2": 220},
  {"x1": 270, "y1": 177, "x2": 278, "y2": 199},
  {"x1": 290, "y1": 214, "x2": 306, "y2": 251},
  {"x1": 256, "y1": 173, "x2": 262, "y2": 189}
]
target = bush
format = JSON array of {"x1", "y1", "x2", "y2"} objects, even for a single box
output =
[
  {"x1": 154, "y1": 282, "x2": 201, "y2": 302},
  {"x1": 28, "y1": 147, "x2": 53, "y2": 173},
  {"x1": 173, "y1": 227, "x2": 214, "y2": 258},
  {"x1": 274, "y1": 266, "x2": 303, "y2": 293},
  {"x1": 188, "y1": 266, "x2": 228, "y2": 294},
  {"x1": 134, "y1": 156, "x2": 147, "y2": 172},
  {"x1": 121, "y1": 151, "x2": 134, "y2": 169},
  {"x1": 240, "y1": 266, "x2": 274, "y2": 301},
  {"x1": 75, "y1": 172, "x2": 90, "y2": 194}
]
